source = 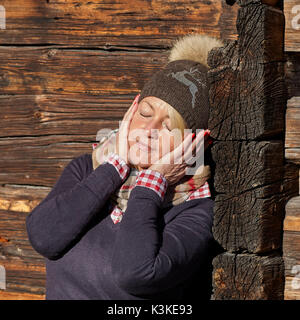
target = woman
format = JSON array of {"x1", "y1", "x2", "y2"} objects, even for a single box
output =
[{"x1": 26, "y1": 34, "x2": 223, "y2": 300}]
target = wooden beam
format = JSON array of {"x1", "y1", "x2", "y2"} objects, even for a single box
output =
[
  {"x1": 0, "y1": 48, "x2": 167, "y2": 96},
  {"x1": 0, "y1": 0, "x2": 238, "y2": 47},
  {"x1": 212, "y1": 252, "x2": 284, "y2": 300},
  {"x1": 0, "y1": 209, "x2": 46, "y2": 297},
  {"x1": 284, "y1": 0, "x2": 300, "y2": 52},
  {"x1": 208, "y1": 1, "x2": 286, "y2": 299}
]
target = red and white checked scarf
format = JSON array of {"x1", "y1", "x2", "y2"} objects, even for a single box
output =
[{"x1": 92, "y1": 129, "x2": 211, "y2": 224}]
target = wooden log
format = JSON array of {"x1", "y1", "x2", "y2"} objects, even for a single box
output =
[
  {"x1": 211, "y1": 252, "x2": 284, "y2": 300},
  {"x1": 0, "y1": 291, "x2": 44, "y2": 300},
  {"x1": 283, "y1": 228, "x2": 300, "y2": 299},
  {"x1": 212, "y1": 185, "x2": 283, "y2": 253},
  {"x1": 283, "y1": 196, "x2": 300, "y2": 299},
  {"x1": 208, "y1": 5, "x2": 286, "y2": 141},
  {"x1": 212, "y1": 140, "x2": 284, "y2": 194},
  {"x1": 0, "y1": 185, "x2": 50, "y2": 213},
  {"x1": 0, "y1": 94, "x2": 139, "y2": 138},
  {"x1": 283, "y1": 230, "x2": 300, "y2": 275},
  {"x1": 0, "y1": 0, "x2": 295, "y2": 51},
  {"x1": 284, "y1": 276, "x2": 300, "y2": 300},
  {"x1": 213, "y1": 157, "x2": 297, "y2": 253},
  {"x1": 0, "y1": 209, "x2": 46, "y2": 297},
  {"x1": 284, "y1": 196, "x2": 300, "y2": 232},
  {"x1": 0, "y1": 48, "x2": 167, "y2": 96},
  {"x1": 0, "y1": 93, "x2": 154, "y2": 187},
  {"x1": 284, "y1": 0, "x2": 300, "y2": 52},
  {"x1": 285, "y1": 53, "x2": 300, "y2": 100},
  {"x1": 0, "y1": 0, "x2": 238, "y2": 47},
  {"x1": 285, "y1": 97, "x2": 300, "y2": 164},
  {"x1": 227, "y1": 0, "x2": 281, "y2": 6},
  {"x1": 208, "y1": 1, "x2": 287, "y2": 299}
]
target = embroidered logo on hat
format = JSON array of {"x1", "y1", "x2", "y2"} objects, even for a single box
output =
[{"x1": 167, "y1": 66, "x2": 207, "y2": 109}]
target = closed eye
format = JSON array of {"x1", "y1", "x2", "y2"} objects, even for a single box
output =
[
  {"x1": 139, "y1": 112, "x2": 152, "y2": 118},
  {"x1": 140, "y1": 113, "x2": 171, "y2": 131}
]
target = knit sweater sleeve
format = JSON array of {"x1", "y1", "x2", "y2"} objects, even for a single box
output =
[
  {"x1": 111, "y1": 185, "x2": 214, "y2": 296},
  {"x1": 26, "y1": 154, "x2": 128, "y2": 260}
]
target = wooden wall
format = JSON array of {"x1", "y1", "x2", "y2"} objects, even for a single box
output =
[
  {"x1": 0, "y1": 0, "x2": 298, "y2": 300},
  {"x1": 283, "y1": 0, "x2": 300, "y2": 301}
]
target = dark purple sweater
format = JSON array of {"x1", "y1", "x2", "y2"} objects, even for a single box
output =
[{"x1": 26, "y1": 153, "x2": 215, "y2": 300}]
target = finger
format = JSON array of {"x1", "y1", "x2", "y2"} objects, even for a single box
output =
[
  {"x1": 119, "y1": 98, "x2": 139, "y2": 133},
  {"x1": 124, "y1": 94, "x2": 140, "y2": 120},
  {"x1": 184, "y1": 131, "x2": 205, "y2": 163}
]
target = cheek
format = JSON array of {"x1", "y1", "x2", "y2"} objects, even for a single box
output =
[{"x1": 128, "y1": 115, "x2": 140, "y2": 147}]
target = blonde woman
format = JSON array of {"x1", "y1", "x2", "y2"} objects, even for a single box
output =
[{"x1": 26, "y1": 34, "x2": 223, "y2": 300}]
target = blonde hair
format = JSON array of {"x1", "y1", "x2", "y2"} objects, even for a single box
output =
[{"x1": 131, "y1": 103, "x2": 187, "y2": 171}]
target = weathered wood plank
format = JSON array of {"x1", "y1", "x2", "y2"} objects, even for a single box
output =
[
  {"x1": 209, "y1": 2, "x2": 287, "y2": 299},
  {"x1": 213, "y1": 187, "x2": 284, "y2": 253},
  {"x1": 0, "y1": 48, "x2": 167, "y2": 95},
  {"x1": 284, "y1": 276, "x2": 300, "y2": 300},
  {"x1": 285, "y1": 53, "x2": 300, "y2": 99},
  {"x1": 0, "y1": 185, "x2": 50, "y2": 213},
  {"x1": 0, "y1": 0, "x2": 238, "y2": 47},
  {"x1": 0, "y1": 0, "x2": 297, "y2": 52},
  {"x1": 284, "y1": 197, "x2": 300, "y2": 232},
  {"x1": 0, "y1": 158, "x2": 74, "y2": 187},
  {"x1": 211, "y1": 252, "x2": 284, "y2": 300},
  {"x1": 0, "y1": 291, "x2": 44, "y2": 300},
  {"x1": 212, "y1": 140, "x2": 284, "y2": 194},
  {"x1": 0, "y1": 209, "x2": 46, "y2": 297},
  {"x1": 285, "y1": 97, "x2": 300, "y2": 164},
  {"x1": 208, "y1": 5, "x2": 286, "y2": 141},
  {"x1": 283, "y1": 230, "x2": 300, "y2": 276},
  {"x1": 0, "y1": 209, "x2": 43, "y2": 260},
  {"x1": 0, "y1": 94, "x2": 135, "y2": 137},
  {"x1": 284, "y1": 0, "x2": 300, "y2": 52},
  {"x1": 213, "y1": 159, "x2": 297, "y2": 253}
]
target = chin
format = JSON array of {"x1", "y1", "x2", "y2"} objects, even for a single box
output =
[{"x1": 138, "y1": 163, "x2": 151, "y2": 169}]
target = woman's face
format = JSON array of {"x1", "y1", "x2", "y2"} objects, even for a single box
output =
[{"x1": 128, "y1": 96, "x2": 182, "y2": 169}]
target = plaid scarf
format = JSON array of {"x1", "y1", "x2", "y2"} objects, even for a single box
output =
[{"x1": 92, "y1": 129, "x2": 211, "y2": 212}]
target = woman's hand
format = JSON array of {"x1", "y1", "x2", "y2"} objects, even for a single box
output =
[
  {"x1": 115, "y1": 94, "x2": 140, "y2": 165},
  {"x1": 148, "y1": 130, "x2": 210, "y2": 185}
]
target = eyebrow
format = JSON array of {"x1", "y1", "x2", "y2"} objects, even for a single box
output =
[{"x1": 144, "y1": 101, "x2": 170, "y2": 119}]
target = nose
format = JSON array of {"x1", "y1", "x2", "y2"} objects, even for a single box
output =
[{"x1": 144, "y1": 127, "x2": 160, "y2": 140}]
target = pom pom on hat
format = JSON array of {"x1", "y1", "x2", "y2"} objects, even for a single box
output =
[{"x1": 168, "y1": 34, "x2": 224, "y2": 67}]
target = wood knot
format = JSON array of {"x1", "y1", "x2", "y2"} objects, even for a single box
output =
[
  {"x1": 214, "y1": 268, "x2": 226, "y2": 289},
  {"x1": 33, "y1": 111, "x2": 42, "y2": 119},
  {"x1": 0, "y1": 236, "x2": 9, "y2": 243},
  {"x1": 47, "y1": 49, "x2": 58, "y2": 58}
]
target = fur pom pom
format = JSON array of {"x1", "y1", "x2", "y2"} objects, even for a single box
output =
[{"x1": 168, "y1": 34, "x2": 224, "y2": 67}]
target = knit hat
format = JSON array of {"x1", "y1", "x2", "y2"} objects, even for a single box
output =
[{"x1": 138, "y1": 34, "x2": 224, "y2": 132}]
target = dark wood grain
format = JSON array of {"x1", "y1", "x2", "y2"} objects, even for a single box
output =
[
  {"x1": 0, "y1": 48, "x2": 167, "y2": 96},
  {"x1": 211, "y1": 252, "x2": 284, "y2": 300},
  {"x1": 0, "y1": 0, "x2": 238, "y2": 47},
  {"x1": 208, "y1": 2, "x2": 287, "y2": 299},
  {"x1": 0, "y1": 209, "x2": 46, "y2": 297}
]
